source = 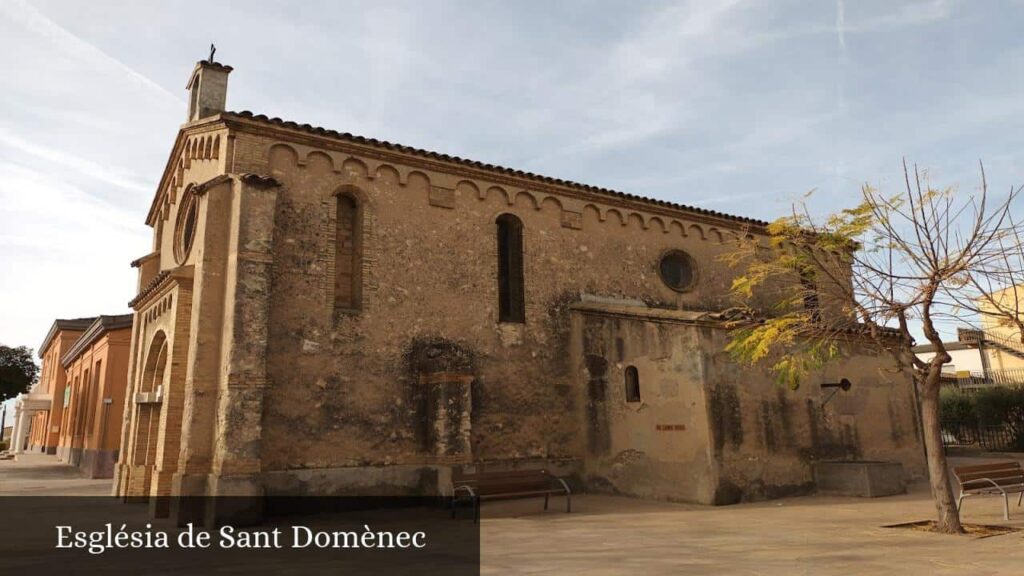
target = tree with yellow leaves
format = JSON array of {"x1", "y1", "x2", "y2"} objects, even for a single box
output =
[{"x1": 724, "y1": 162, "x2": 1024, "y2": 534}]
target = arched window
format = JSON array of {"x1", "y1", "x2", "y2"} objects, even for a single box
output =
[
  {"x1": 496, "y1": 214, "x2": 525, "y2": 323},
  {"x1": 335, "y1": 194, "x2": 362, "y2": 312},
  {"x1": 134, "y1": 332, "x2": 167, "y2": 468},
  {"x1": 143, "y1": 332, "x2": 168, "y2": 394},
  {"x1": 624, "y1": 366, "x2": 641, "y2": 403}
]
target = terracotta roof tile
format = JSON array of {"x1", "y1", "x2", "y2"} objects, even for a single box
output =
[
  {"x1": 128, "y1": 270, "x2": 170, "y2": 308},
  {"x1": 223, "y1": 110, "x2": 769, "y2": 228}
]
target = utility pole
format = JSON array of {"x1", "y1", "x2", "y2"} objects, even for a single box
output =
[{"x1": 0, "y1": 400, "x2": 7, "y2": 444}]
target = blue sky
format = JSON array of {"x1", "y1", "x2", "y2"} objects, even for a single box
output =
[{"x1": 1, "y1": 0, "x2": 1023, "y2": 352}]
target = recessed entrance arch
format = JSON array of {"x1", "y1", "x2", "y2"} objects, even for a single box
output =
[{"x1": 130, "y1": 331, "x2": 168, "y2": 500}]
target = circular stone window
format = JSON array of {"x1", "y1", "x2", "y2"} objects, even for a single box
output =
[
  {"x1": 658, "y1": 250, "x2": 697, "y2": 292},
  {"x1": 174, "y1": 188, "x2": 199, "y2": 263}
]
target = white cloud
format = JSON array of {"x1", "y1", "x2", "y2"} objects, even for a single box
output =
[
  {"x1": 0, "y1": 130, "x2": 150, "y2": 193},
  {"x1": 848, "y1": 0, "x2": 953, "y2": 31},
  {"x1": 0, "y1": 0, "x2": 180, "y2": 105},
  {"x1": 0, "y1": 0, "x2": 1021, "y2": 349},
  {"x1": 0, "y1": 162, "x2": 146, "y2": 348}
]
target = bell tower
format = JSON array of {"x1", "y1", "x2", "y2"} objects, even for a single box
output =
[{"x1": 186, "y1": 46, "x2": 232, "y2": 122}]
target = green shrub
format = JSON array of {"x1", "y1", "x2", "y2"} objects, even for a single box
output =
[
  {"x1": 939, "y1": 387, "x2": 976, "y2": 424},
  {"x1": 973, "y1": 386, "x2": 1024, "y2": 425},
  {"x1": 941, "y1": 385, "x2": 1024, "y2": 451}
]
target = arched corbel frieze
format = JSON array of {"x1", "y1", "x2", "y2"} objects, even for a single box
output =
[
  {"x1": 513, "y1": 190, "x2": 540, "y2": 211},
  {"x1": 688, "y1": 223, "x2": 706, "y2": 240},
  {"x1": 268, "y1": 143, "x2": 299, "y2": 177}
]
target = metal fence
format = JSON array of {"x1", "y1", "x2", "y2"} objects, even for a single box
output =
[
  {"x1": 941, "y1": 420, "x2": 1020, "y2": 451},
  {"x1": 940, "y1": 368, "x2": 1024, "y2": 389}
]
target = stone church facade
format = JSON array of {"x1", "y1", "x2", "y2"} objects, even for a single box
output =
[{"x1": 114, "y1": 60, "x2": 925, "y2": 522}]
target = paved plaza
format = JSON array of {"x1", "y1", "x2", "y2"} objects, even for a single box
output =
[
  {"x1": 0, "y1": 453, "x2": 110, "y2": 495},
  {"x1": 3, "y1": 454, "x2": 1024, "y2": 574}
]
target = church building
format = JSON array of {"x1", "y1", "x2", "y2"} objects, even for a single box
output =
[{"x1": 114, "y1": 59, "x2": 926, "y2": 523}]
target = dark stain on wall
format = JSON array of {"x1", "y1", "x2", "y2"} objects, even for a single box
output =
[
  {"x1": 801, "y1": 399, "x2": 862, "y2": 460},
  {"x1": 839, "y1": 423, "x2": 863, "y2": 459},
  {"x1": 712, "y1": 479, "x2": 744, "y2": 505},
  {"x1": 584, "y1": 354, "x2": 610, "y2": 456},
  {"x1": 887, "y1": 401, "x2": 904, "y2": 443},
  {"x1": 757, "y1": 390, "x2": 797, "y2": 453},
  {"x1": 438, "y1": 375, "x2": 469, "y2": 457},
  {"x1": 708, "y1": 384, "x2": 743, "y2": 454},
  {"x1": 776, "y1": 387, "x2": 794, "y2": 448},
  {"x1": 714, "y1": 477, "x2": 815, "y2": 505},
  {"x1": 760, "y1": 402, "x2": 776, "y2": 452},
  {"x1": 543, "y1": 290, "x2": 583, "y2": 366},
  {"x1": 404, "y1": 337, "x2": 477, "y2": 453},
  {"x1": 805, "y1": 399, "x2": 821, "y2": 452},
  {"x1": 405, "y1": 337, "x2": 477, "y2": 374},
  {"x1": 743, "y1": 479, "x2": 816, "y2": 502}
]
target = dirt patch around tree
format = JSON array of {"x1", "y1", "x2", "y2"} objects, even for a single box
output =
[{"x1": 883, "y1": 520, "x2": 1021, "y2": 538}]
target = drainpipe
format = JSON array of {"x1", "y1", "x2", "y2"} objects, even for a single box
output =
[
  {"x1": 978, "y1": 338, "x2": 993, "y2": 383},
  {"x1": 98, "y1": 398, "x2": 112, "y2": 477}
]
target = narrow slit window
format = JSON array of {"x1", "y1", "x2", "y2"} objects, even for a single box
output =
[
  {"x1": 625, "y1": 366, "x2": 641, "y2": 403},
  {"x1": 496, "y1": 214, "x2": 525, "y2": 323},
  {"x1": 335, "y1": 194, "x2": 362, "y2": 312}
]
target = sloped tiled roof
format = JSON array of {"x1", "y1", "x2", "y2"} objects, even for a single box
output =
[
  {"x1": 38, "y1": 317, "x2": 98, "y2": 358},
  {"x1": 222, "y1": 110, "x2": 769, "y2": 229},
  {"x1": 60, "y1": 314, "x2": 133, "y2": 368}
]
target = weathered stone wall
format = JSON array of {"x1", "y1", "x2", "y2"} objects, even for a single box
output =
[
  {"x1": 571, "y1": 305, "x2": 718, "y2": 503},
  {"x1": 122, "y1": 114, "x2": 925, "y2": 509},
  {"x1": 227, "y1": 128, "x2": 769, "y2": 482},
  {"x1": 703, "y1": 333, "x2": 927, "y2": 504},
  {"x1": 565, "y1": 304, "x2": 925, "y2": 505}
]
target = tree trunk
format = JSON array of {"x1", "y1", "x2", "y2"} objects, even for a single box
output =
[{"x1": 918, "y1": 374, "x2": 964, "y2": 534}]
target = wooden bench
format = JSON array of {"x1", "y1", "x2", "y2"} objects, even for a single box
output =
[
  {"x1": 451, "y1": 469, "x2": 571, "y2": 522},
  {"x1": 952, "y1": 461, "x2": 1024, "y2": 520}
]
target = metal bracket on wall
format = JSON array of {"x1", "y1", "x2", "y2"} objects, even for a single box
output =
[{"x1": 820, "y1": 378, "x2": 853, "y2": 408}]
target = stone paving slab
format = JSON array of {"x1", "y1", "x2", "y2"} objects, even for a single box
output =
[
  {"x1": 0, "y1": 453, "x2": 110, "y2": 495},
  {"x1": 479, "y1": 491, "x2": 1024, "y2": 575},
  {"x1": 478, "y1": 483, "x2": 1024, "y2": 575},
  {"x1": 4, "y1": 453, "x2": 1024, "y2": 574}
]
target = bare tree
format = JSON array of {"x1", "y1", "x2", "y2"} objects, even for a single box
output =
[{"x1": 724, "y1": 161, "x2": 1024, "y2": 534}]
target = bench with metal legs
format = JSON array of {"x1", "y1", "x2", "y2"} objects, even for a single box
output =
[
  {"x1": 450, "y1": 469, "x2": 571, "y2": 523},
  {"x1": 953, "y1": 461, "x2": 1024, "y2": 521}
]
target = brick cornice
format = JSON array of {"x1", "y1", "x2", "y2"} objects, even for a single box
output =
[
  {"x1": 220, "y1": 112, "x2": 770, "y2": 234},
  {"x1": 128, "y1": 266, "x2": 195, "y2": 310}
]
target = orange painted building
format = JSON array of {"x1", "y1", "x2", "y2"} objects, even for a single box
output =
[
  {"x1": 55, "y1": 315, "x2": 133, "y2": 478},
  {"x1": 26, "y1": 318, "x2": 96, "y2": 454}
]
